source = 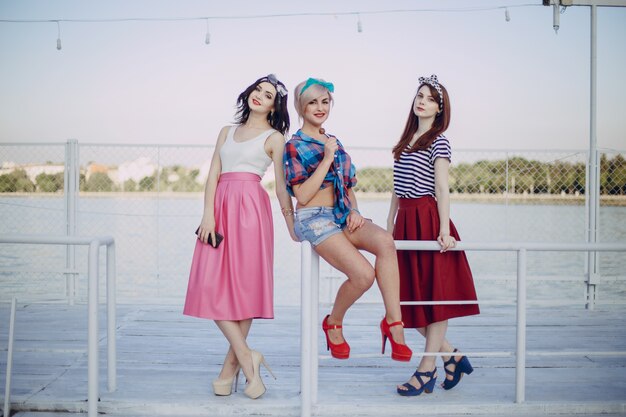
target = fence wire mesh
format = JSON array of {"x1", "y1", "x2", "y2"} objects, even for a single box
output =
[{"x1": 1, "y1": 142, "x2": 625, "y2": 305}]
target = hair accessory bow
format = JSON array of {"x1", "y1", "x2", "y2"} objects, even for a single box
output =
[
  {"x1": 263, "y1": 73, "x2": 288, "y2": 97},
  {"x1": 300, "y1": 78, "x2": 335, "y2": 95},
  {"x1": 418, "y1": 74, "x2": 443, "y2": 108}
]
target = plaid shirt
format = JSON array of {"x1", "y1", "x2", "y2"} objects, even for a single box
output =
[{"x1": 284, "y1": 129, "x2": 357, "y2": 225}]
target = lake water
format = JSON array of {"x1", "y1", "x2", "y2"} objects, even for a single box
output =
[{"x1": 1, "y1": 195, "x2": 625, "y2": 306}]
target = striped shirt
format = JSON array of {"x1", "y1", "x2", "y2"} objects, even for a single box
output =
[{"x1": 393, "y1": 136, "x2": 451, "y2": 198}]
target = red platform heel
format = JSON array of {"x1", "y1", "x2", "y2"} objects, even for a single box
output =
[
  {"x1": 380, "y1": 318, "x2": 412, "y2": 362},
  {"x1": 322, "y1": 315, "x2": 350, "y2": 359}
]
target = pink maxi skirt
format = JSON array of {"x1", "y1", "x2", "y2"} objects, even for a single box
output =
[{"x1": 183, "y1": 172, "x2": 274, "y2": 320}]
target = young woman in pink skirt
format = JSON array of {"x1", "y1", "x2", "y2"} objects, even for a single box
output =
[
  {"x1": 184, "y1": 74, "x2": 297, "y2": 399},
  {"x1": 387, "y1": 75, "x2": 479, "y2": 396}
]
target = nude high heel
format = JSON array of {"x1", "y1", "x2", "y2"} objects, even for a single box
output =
[
  {"x1": 212, "y1": 366, "x2": 240, "y2": 396},
  {"x1": 244, "y1": 350, "x2": 276, "y2": 399}
]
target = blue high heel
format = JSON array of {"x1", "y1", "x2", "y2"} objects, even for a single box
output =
[
  {"x1": 397, "y1": 368, "x2": 437, "y2": 396},
  {"x1": 442, "y1": 349, "x2": 473, "y2": 390}
]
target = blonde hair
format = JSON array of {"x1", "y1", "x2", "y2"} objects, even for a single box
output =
[{"x1": 293, "y1": 79, "x2": 334, "y2": 118}]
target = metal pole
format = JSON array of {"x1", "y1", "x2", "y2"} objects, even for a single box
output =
[
  {"x1": 3, "y1": 297, "x2": 17, "y2": 417},
  {"x1": 87, "y1": 241, "x2": 99, "y2": 417},
  {"x1": 300, "y1": 242, "x2": 312, "y2": 417},
  {"x1": 65, "y1": 139, "x2": 78, "y2": 305},
  {"x1": 311, "y1": 250, "x2": 320, "y2": 404},
  {"x1": 586, "y1": 5, "x2": 599, "y2": 310},
  {"x1": 515, "y1": 249, "x2": 527, "y2": 403},
  {"x1": 106, "y1": 242, "x2": 117, "y2": 392}
]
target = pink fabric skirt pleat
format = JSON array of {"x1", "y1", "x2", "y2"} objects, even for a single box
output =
[{"x1": 183, "y1": 172, "x2": 274, "y2": 320}]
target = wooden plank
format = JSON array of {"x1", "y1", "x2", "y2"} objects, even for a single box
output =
[{"x1": 1, "y1": 303, "x2": 625, "y2": 416}]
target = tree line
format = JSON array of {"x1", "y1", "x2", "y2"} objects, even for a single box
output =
[{"x1": 1, "y1": 155, "x2": 625, "y2": 195}]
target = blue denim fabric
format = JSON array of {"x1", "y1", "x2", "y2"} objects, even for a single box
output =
[{"x1": 294, "y1": 207, "x2": 344, "y2": 246}]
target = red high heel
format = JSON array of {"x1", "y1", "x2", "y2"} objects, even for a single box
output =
[
  {"x1": 380, "y1": 318, "x2": 412, "y2": 362},
  {"x1": 322, "y1": 315, "x2": 350, "y2": 359}
]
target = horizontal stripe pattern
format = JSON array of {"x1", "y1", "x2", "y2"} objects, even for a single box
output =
[{"x1": 393, "y1": 136, "x2": 451, "y2": 198}]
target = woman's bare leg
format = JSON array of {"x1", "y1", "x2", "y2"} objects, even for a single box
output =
[
  {"x1": 314, "y1": 232, "x2": 376, "y2": 344},
  {"x1": 398, "y1": 320, "x2": 448, "y2": 392},
  {"x1": 345, "y1": 221, "x2": 406, "y2": 344},
  {"x1": 215, "y1": 320, "x2": 255, "y2": 381},
  {"x1": 218, "y1": 319, "x2": 252, "y2": 379}
]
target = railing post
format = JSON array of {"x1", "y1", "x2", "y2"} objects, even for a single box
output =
[
  {"x1": 300, "y1": 241, "x2": 312, "y2": 417},
  {"x1": 311, "y1": 249, "x2": 320, "y2": 404},
  {"x1": 64, "y1": 139, "x2": 79, "y2": 305},
  {"x1": 106, "y1": 241, "x2": 117, "y2": 392},
  {"x1": 3, "y1": 297, "x2": 17, "y2": 417},
  {"x1": 585, "y1": 5, "x2": 599, "y2": 311},
  {"x1": 87, "y1": 241, "x2": 99, "y2": 417},
  {"x1": 515, "y1": 248, "x2": 527, "y2": 403}
]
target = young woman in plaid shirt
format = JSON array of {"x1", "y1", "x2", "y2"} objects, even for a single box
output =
[{"x1": 284, "y1": 78, "x2": 412, "y2": 363}]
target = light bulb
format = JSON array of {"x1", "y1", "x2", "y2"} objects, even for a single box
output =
[
  {"x1": 357, "y1": 14, "x2": 363, "y2": 33},
  {"x1": 553, "y1": 4, "x2": 560, "y2": 34},
  {"x1": 56, "y1": 21, "x2": 62, "y2": 50},
  {"x1": 505, "y1": 8, "x2": 511, "y2": 22},
  {"x1": 205, "y1": 19, "x2": 210, "y2": 44}
]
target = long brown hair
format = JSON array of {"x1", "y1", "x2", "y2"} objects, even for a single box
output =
[{"x1": 392, "y1": 83, "x2": 451, "y2": 160}]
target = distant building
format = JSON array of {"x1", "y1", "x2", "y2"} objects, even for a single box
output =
[
  {"x1": 0, "y1": 162, "x2": 65, "y2": 182},
  {"x1": 85, "y1": 163, "x2": 109, "y2": 181}
]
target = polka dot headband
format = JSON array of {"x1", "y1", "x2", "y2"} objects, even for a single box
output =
[{"x1": 418, "y1": 74, "x2": 443, "y2": 109}]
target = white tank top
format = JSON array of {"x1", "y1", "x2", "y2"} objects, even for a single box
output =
[{"x1": 220, "y1": 126, "x2": 275, "y2": 176}]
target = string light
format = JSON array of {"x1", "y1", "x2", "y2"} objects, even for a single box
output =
[
  {"x1": 0, "y1": 3, "x2": 541, "y2": 47},
  {"x1": 552, "y1": 3, "x2": 560, "y2": 34},
  {"x1": 55, "y1": 20, "x2": 61, "y2": 50},
  {"x1": 0, "y1": 4, "x2": 539, "y2": 25}
]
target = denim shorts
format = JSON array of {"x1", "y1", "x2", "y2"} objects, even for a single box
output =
[{"x1": 294, "y1": 207, "x2": 345, "y2": 246}]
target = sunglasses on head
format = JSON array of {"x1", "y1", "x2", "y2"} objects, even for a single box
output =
[{"x1": 260, "y1": 74, "x2": 288, "y2": 97}]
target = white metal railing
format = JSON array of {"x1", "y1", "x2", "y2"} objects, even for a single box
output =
[
  {"x1": 0, "y1": 235, "x2": 116, "y2": 417},
  {"x1": 299, "y1": 240, "x2": 626, "y2": 417}
]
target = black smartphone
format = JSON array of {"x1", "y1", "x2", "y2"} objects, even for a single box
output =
[{"x1": 195, "y1": 227, "x2": 224, "y2": 248}]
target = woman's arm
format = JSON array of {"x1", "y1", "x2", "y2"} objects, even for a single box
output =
[
  {"x1": 345, "y1": 188, "x2": 365, "y2": 233},
  {"x1": 291, "y1": 137, "x2": 338, "y2": 205},
  {"x1": 434, "y1": 157, "x2": 455, "y2": 252},
  {"x1": 267, "y1": 132, "x2": 298, "y2": 241},
  {"x1": 387, "y1": 193, "x2": 399, "y2": 233},
  {"x1": 197, "y1": 126, "x2": 229, "y2": 245}
]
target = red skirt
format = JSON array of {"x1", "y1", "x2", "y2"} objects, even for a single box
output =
[{"x1": 394, "y1": 196, "x2": 479, "y2": 328}]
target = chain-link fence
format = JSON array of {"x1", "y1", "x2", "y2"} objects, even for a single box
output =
[{"x1": 1, "y1": 142, "x2": 625, "y2": 305}]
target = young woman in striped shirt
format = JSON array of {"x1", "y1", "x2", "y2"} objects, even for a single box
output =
[{"x1": 387, "y1": 75, "x2": 479, "y2": 396}]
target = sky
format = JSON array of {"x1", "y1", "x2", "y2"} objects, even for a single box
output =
[{"x1": 0, "y1": 0, "x2": 625, "y2": 152}]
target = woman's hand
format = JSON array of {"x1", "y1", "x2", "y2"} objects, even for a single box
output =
[
  {"x1": 346, "y1": 209, "x2": 365, "y2": 233},
  {"x1": 196, "y1": 217, "x2": 217, "y2": 246},
  {"x1": 322, "y1": 137, "x2": 338, "y2": 163},
  {"x1": 437, "y1": 232, "x2": 457, "y2": 253},
  {"x1": 288, "y1": 225, "x2": 299, "y2": 242}
]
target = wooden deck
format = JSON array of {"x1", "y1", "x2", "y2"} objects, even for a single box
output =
[{"x1": 1, "y1": 302, "x2": 625, "y2": 416}]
